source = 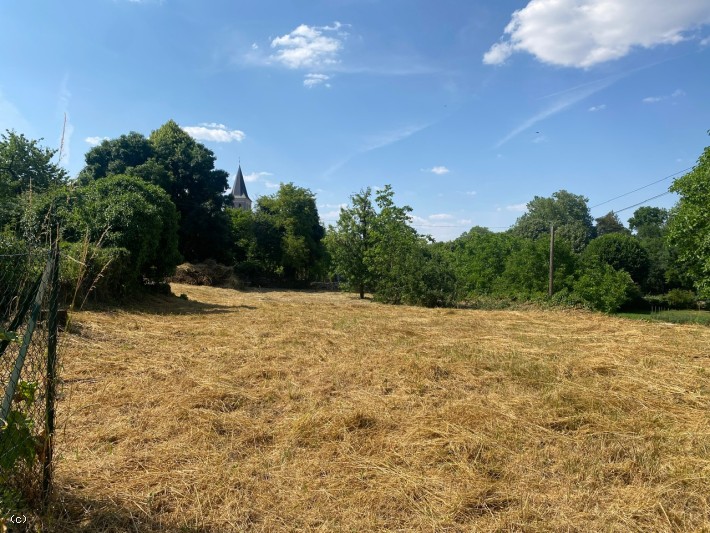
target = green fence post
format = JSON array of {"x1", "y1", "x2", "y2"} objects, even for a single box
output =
[{"x1": 42, "y1": 243, "x2": 59, "y2": 504}]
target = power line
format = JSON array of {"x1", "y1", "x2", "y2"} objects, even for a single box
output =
[
  {"x1": 589, "y1": 167, "x2": 690, "y2": 210},
  {"x1": 612, "y1": 191, "x2": 673, "y2": 214}
]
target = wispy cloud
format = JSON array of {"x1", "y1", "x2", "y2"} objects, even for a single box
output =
[
  {"x1": 642, "y1": 88, "x2": 686, "y2": 103},
  {"x1": 324, "y1": 123, "x2": 431, "y2": 178},
  {"x1": 495, "y1": 77, "x2": 615, "y2": 148},
  {"x1": 304, "y1": 73, "x2": 331, "y2": 88},
  {"x1": 484, "y1": 0, "x2": 710, "y2": 68},
  {"x1": 182, "y1": 122, "x2": 246, "y2": 142},
  {"x1": 243, "y1": 171, "x2": 273, "y2": 183},
  {"x1": 506, "y1": 203, "x2": 527, "y2": 212},
  {"x1": 422, "y1": 166, "x2": 450, "y2": 175},
  {"x1": 429, "y1": 213, "x2": 454, "y2": 221},
  {"x1": 85, "y1": 136, "x2": 109, "y2": 146},
  {"x1": 465, "y1": 191, "x2": 477, "y2": 196},
  {"x1": 362, "y1": 123, "x2": 430, "y2": 152},
  {"x1": 588, "y1": 104, "x2": 607, "y2": 112}
]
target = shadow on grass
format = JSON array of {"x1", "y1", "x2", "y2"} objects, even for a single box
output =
[
  {"x1": 81, "y1": 292, "x2": 257, "y2": 316},
  {"x1": 31, "y1": 486, "x2": 220, "y2": 533}
]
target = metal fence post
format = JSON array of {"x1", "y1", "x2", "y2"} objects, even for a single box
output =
[{"x1": 42, "y1": 243, "x2": 59, "y2": 504}]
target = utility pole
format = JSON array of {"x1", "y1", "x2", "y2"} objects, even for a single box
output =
[{"x1": 548, "y1": 223, "x2": 555, "y2": 297}]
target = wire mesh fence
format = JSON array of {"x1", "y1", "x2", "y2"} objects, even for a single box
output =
[{"x1": 0, "y1": 241, "x2": 60, "y2": 514}]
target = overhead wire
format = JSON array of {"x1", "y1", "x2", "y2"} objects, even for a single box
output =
[
  {"x1": 318, "y1": 165, "x2": 693, "y2": 232},
  {"x1": 589, "y1": 166, "x2": 690, "y2": 210}
]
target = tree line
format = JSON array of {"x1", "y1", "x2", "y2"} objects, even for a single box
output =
[{"x1": 1, "y1": 123, "x2": 708, "y2": 312}]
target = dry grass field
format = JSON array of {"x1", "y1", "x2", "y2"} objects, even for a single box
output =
[{"x1": 41, "y1": 284, "x2": 710, "y2": 532}]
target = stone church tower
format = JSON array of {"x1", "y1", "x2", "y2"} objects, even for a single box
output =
[{"x1": 231, "y1": 165, "x2": 252, "y2": 211}]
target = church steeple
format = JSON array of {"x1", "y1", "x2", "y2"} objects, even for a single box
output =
[{"x1": 231, "y1": 165, "x2": 252, "y2": 210}]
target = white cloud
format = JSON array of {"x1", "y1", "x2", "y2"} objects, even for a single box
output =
[
  {"x1": 506, "y1": 203, "x2": 527, "y2": 212},
  {"x1": 425, "y1": 166, "x2": 450, "y2": 175},
  {"x1": 429, "y1": 213, "x2": 454, "y2": 221},
  {"x1": 320, "y1": 204, "x2": 348, "y2": 221},
  {"x1": 264, "y1": 180, "x2": 280, "y2": 189},
  {"x1": 85, "y1": 136, "x2": 109, "y2": 146},
  {"x1": 465, "y1": 191, "x2": 477, "y2": 196},
  {"x1": 701, "y1": 36, "x2": 710, "y2": 46},
  {"x1": 243, "y1": 171, "x2": 273, "y2": 183},
  {"x1": 642, "y1": 88, "x2": 686, "y2": 103},
  {"x1": 484, "y1": 0, "x2": 710, "y2": 68},
  {"x1": 304, "y1": 73, "x2": 331, "y2": 88},
  {"x1": 588, "y1": 104, "x2": 606, "y2": 112},
  {"x1": 270, "y1": 22, "x2": 345, "y2": 70},
  {"x1": 182, "y1": 123, "x2": 245, "y2": 142},
  {"x1": 251, "y1": 43, "x2": 259, "y2": 50}
]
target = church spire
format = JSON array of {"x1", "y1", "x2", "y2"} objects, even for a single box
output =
[{"x1": 231, "y1": 164, "x2": 252, "y2": 210}]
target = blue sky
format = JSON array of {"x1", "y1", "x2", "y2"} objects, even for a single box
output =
[{"x1": 1, "y1": 0, "x2": 709, "y2": 241}]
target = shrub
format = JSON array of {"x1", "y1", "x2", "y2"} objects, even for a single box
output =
[
  {"x1": 573, "y1": 264, "x2": 635, "y2": 313},
  {"x1": 26, "y1": 175, "x2": 181, "y2": 289},
  {"x1": 664, "y1": 289, "x2": 697, "y2": 309},
  {"x1": 645, "y1": 289, "x2": 697, "y2": 310}
]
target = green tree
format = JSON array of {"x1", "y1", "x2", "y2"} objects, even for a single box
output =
[
  {"x1": 573, "y1": 264, "x2": 635, "y2": 313},
  {"x1": 667, "y1": 141, "x2": 710, "y2": 298},
  {"x1": 494, "y1": 237, "x2": 577, "y2": 298},
  {"x1": 256, "y1": 183, "x2": 326, "y2": 282},
  {"x1": 448, "y1": 229, "x2": 518, "y2": 295},
  {"x1": 77, "y1": 132, "x2": 153, "y2": 184},
  {"x1": 628, "y1": 206, "x2": 668, "y2": 240},
  {"x1": 582, "y1": 233, "x2": 650, "y2": 286},
  {"x1": 595, "y1": 211, "x2": 628, "y2": 236},
  {"x1": 511, "y1": 190, "x2": 594, "y2": 252},
  {"x1": 27, "y1": 175, "x2": 181, "y2": 285},
  {"x1": 364, "y1": 186, "x2": 458, "y2": 307},
  {"x1": 78, "y1": 121, "x2": 232, "y2": 262},
  {"x1": 328, "y1": 188, "x2": 376, "y2": 298},
  {"x1": 0, "y1": 131, "x2": 67, "y2": 232}
]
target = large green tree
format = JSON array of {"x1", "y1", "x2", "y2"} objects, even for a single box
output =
[
  {"x1": 511, "y1": 190, "x2": 594, "y2": 252},
  {"x1": 78, "y1": 121, "x2": 232, "y2": 262},
  {"x1": 494, "y1": 237, "x2": 577, "y2": 298},
  {"x1": 364, "y1": 186, "x2": 457, "y2": 307},
  {"x1": 328, "y1": 187, "x2": 376, "y2": 298},
  {"x1": 595, "y1": 211, "x2": 628, "y2": 236},
  {"x1": 0, "y1": 131, "x2": 67, "y2": 232},
  {"x1": 628, "y1": 206, "x2": 668, "y2": 240},
  {"x1": 256, "y1": 183, "x2": 326, "y2": 282},
  {"x1": 26, "y1": 175, "x2": 181, "y2": 295},
  {"x1": 626, "y1": 206, "x2": 688, "y2": 294},
  {"x1": 448, "y1": 228, "x2": 518, "y2": 296},
  {"x1": 667, "y1": 141, "x2": 710, "y2": 298},
  {"x1": 582, "y1": 233, "x2": 649, "y2": 286}
]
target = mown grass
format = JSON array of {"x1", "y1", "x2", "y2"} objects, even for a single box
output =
[
  {"x1": 618, "y1": 309, "x2": 710, "y2": 326},
  {"x1": 35, "y1": 285, "x2": 710, "y2": 531}
]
